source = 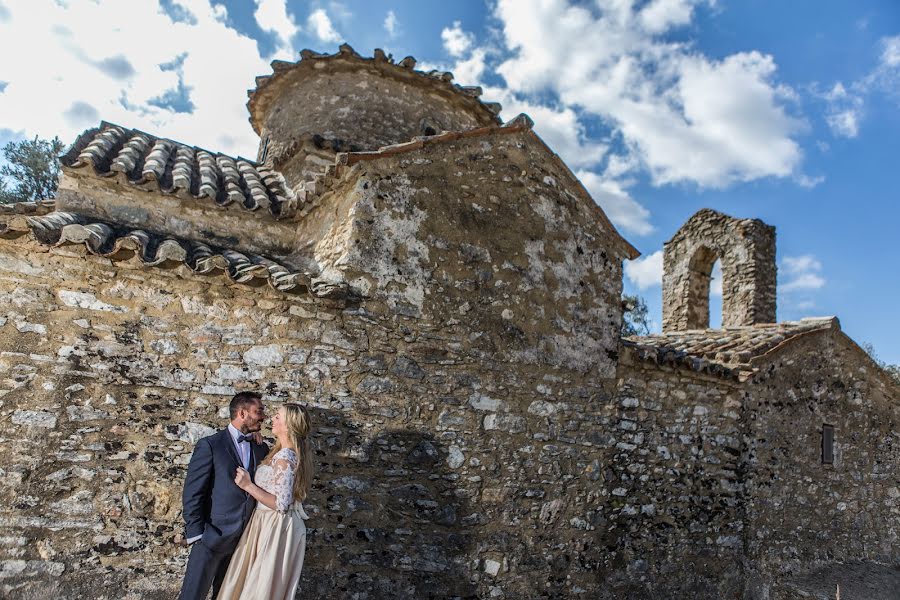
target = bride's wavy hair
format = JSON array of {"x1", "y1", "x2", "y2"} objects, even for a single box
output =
[{"x1": 264, "y1": 403, "x2": 314, "y2": 502}]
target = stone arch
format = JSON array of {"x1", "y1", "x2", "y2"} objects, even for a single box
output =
[
  {"x1": 683, "y1": 245, "x2": 719, "y2": 330},
  {"x1": 662, "y1": 209, "x2": 776, "y2": 332}
]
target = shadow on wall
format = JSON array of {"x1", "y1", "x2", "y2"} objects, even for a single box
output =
[{"x1": 302, "y1": 406, "x2": 477, "y2": 599}]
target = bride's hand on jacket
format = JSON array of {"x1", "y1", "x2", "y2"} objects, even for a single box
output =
[{"x1": 234, "y1": 467, "x2": 251, "y2": 490}]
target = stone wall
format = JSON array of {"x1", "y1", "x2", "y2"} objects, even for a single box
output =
[
  {"x1": 327, "y1": 128, "x2": 630, "y2": 379},
  {"x1": 0, "y1": 238, "x2": 766, "y2": 599},
  {"x1": 0, "y1": 124, "x2": 640, "y2": 599},
  {"x1": 742, "y1": 329, "x2": 900, "y2": 597},
  {"x1": 610, "y1": 354, "x2": 748, "y2": 598},
  {"x1": 1, "y1": 132, "x2": 895, "y2": 598}
]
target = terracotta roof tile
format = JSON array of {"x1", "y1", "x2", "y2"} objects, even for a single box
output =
[
  {"x1": 61, "y1": 122, "x2": 297, "y2": 218},
  {"x1": 8, "y1": 209, "x2": 348, "y2": 300},
  {"x1": 623, "y1": 318, "x2": 840, "y2": 379}
]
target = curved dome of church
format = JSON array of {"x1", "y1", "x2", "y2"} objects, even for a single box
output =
[{"x1": 247, "y1": 44, "x2": 502, "y2": 169}]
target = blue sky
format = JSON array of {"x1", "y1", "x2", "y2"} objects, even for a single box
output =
[{"x1": 0, "y1": 0, "x2": 898, "y2": 363}]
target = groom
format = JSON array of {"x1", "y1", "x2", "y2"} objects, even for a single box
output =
[{"x1": 179, "y1": 391, "x2": 269, "y2": 600}]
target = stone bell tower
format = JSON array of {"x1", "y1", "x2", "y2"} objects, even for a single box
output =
[{"x1": 662, "y1": 209, "x2": 777, "y2": 332}]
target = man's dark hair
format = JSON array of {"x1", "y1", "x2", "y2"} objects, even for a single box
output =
[{"x1": 230, "y1": 391, "x2": 262, "y2": 419}]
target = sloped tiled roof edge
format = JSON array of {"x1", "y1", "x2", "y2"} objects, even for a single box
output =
[
  {"x1": 623, "y1": 317, "x2": 841, "y2": 381},
  {"x1": 621, "y1": 340, "x2": 742, "y2": 381},
  {"x1": 60, "y1": 122, "x2": 298, "y2": 219},
  {"x1": 247, "y1": 44, "x2": 502, "y2": 136},
  {"x1": 747, "y1": 321, "x2": 900, "y2": 391},
  {"x1": 331, "y1": 114, "x2": 640, "y2": 261},
  {"x1": 0, "y1": 207, "x2": 350, "y2": 301}
]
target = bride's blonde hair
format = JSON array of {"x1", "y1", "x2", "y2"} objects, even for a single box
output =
[{"x1": 264, "y1": 403, "x2": 314, "y2": 502}]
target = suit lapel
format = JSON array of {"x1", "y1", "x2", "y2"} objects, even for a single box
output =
[{"x1": 220, "y1": 428, "x2": 241, "y2": 468}]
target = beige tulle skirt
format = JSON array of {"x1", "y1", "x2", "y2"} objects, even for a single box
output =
[{"x1": 216, "y1": 504, "x2": 308, "y2": 600}]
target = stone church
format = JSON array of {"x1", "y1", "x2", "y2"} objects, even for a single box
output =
[{"x1": 0, "y1": 45, "x2": 896, "y2": 599}]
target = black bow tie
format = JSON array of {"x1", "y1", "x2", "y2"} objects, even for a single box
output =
[{"x1": 237, "y1": 434, "x2": 253, "y2": 444}]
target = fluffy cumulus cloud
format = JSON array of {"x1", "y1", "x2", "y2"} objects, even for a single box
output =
[
  {"x1": 818, "y1": 34, "x2": 900, "y2": 139},
  {"x1": 0, "y1": 0, "x2": 272, "y2": 156},
  {"x1": 624, "y1": 250, "x2": 663, "y2": 290},
  {"x1": 253, "y1": 0, "x2": 298, "y2": 57},
  {"x1": 781, "y1": 254, "x2": 825, "y2": 292},
  {"x1": 307, "y1": 8, "x2": 342, "y2": 44},
  {"x1": 493, "y1": 0, "x2": 804, "y2": 189},
  {"x1": 822, "y1": 83, "x2": 863, "y2": 138},
  {"x1": 441, "y1": 21, "x2": 474, "y2": 57},
  {"x1": 577, "y1": 171, "x2": 653, "y2": 236},
  {"x1": 881, "y1": 35, "x2": 900, "y2": 68},
  {"x1": 384, "y1": 10, "x2": 398, "y2": 38}
]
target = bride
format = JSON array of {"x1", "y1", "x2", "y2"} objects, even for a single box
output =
[{"x1": 217, "y1": 403, "x2": 314, "y2": 600}]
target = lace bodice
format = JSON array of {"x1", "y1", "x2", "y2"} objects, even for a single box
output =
[{"x1": 255, "y1": 448, "x2": 299, "y2": 513}]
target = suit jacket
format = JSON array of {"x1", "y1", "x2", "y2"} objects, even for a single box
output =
[{"x1": 182, "y1": 428, "x2": 269, "y2": 553}]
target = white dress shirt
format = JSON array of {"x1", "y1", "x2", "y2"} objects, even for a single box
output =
[{"x1": 228, "y1": 423, "x2": 251, "y2": 470}]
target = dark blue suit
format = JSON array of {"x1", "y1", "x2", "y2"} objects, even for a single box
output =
[{"x1": 179, "y1": 428, "x2": 268, "y2": 600}]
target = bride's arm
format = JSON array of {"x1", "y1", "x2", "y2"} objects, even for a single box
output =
[
  {"x1": 234, "y1": 467, "x2": 277, "y2": 510},
  {"x1": 234, "y1": 453, "x2": 296, "y2": 512}
]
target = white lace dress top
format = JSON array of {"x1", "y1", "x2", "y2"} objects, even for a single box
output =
[{"x1": 254, "y1": 448, "x2": 309, "y2": 518}]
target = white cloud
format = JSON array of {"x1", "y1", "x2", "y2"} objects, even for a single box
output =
[
  {"x1": 817, "y1": 35, "x2": 900, "y2": 139},
  {"x1": 0, "y1": 0, "x2": 270, "y2": 156},
  {"x1": 493, "y1": 0, "x2": 804, "y2": 188},
  {"x1": 253, "y1": 0, "x2": 298, "y2": 57},
  {"x1": 781, "y1": 254, "x2": 825, "y2": 292},
  {"x1": 795, "y1": 173, "x2": 825, "y2": 188},
  {"x1": 781, "y1": 273, "x2": 826, "y2": 292},
  {"x1": 490, "y1": 89, "x2": 608, "y2": 169},
  {"x1": 384, "y1": 10, "x2": 398, "y2": 38},
  {"x1": 307, "y1": 8, "x2": 342, "y2": 43},
  {"x1": 821, "y1": 82, "x2": 863, "y2": 138},
  {"x1": 639, "y1": 0, "x2": 708, "y2": 34},
  {"x1": 783, "y1": 254, "x2": 822, "y2": 274},
  {"x1": 452, "y1": 48, "x2": 487, "y2": 85},
  {"x1": 441, "y1": 21, "x2": 474, "y2": 57},
  {"x1": 429, "y1": 39, "x2": 610, "y2": 171},
  {"x1": 624, "y1": 250, "x2": 663, "y2": 290},
  {"x1": 881, "y1": 35, "x2": 900, "y2": 67},
  {"x1": 579, "y1": 171, "x2": 654, "y2": 236},
  {"x1": 710, "y1": 260, "x2": 722, "y2": 297}
]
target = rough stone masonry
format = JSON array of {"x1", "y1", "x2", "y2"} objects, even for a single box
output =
[{"x1": 0, "y1": 45, "x2": 896, "y2": 600}]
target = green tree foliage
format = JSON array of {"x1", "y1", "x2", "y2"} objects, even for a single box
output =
[
  {"x1": 622, "y1": 293, "x2": 651, "y2": 337},
  {"x1": 0, "y1": 135, "x2": 65, "y2": 204},
  {"x1": 861, "y1": 342, "x2": 900, "y2": 386}
]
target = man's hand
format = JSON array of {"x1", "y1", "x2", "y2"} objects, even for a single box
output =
[{"x1": 234, "y1": 466, "x2": 252, "y2": 491}]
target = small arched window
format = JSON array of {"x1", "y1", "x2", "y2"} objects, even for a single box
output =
[
  {"x1": 822, "y1": 424, "x2": 834, "y2": 465},
  {"x1": 684, "y1": 246, "x2": 718, "y2": 329}
]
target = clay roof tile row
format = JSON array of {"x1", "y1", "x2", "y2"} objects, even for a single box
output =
[
  {"x1": 3, "y1": 209, "x2": 348, "y2": 300},
  {"x1": 623, "y1": 317, "x2": 840, "y2": 379},
  {"x1": 61, "y1": 122, "x2": 297, "y2": 219}
]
